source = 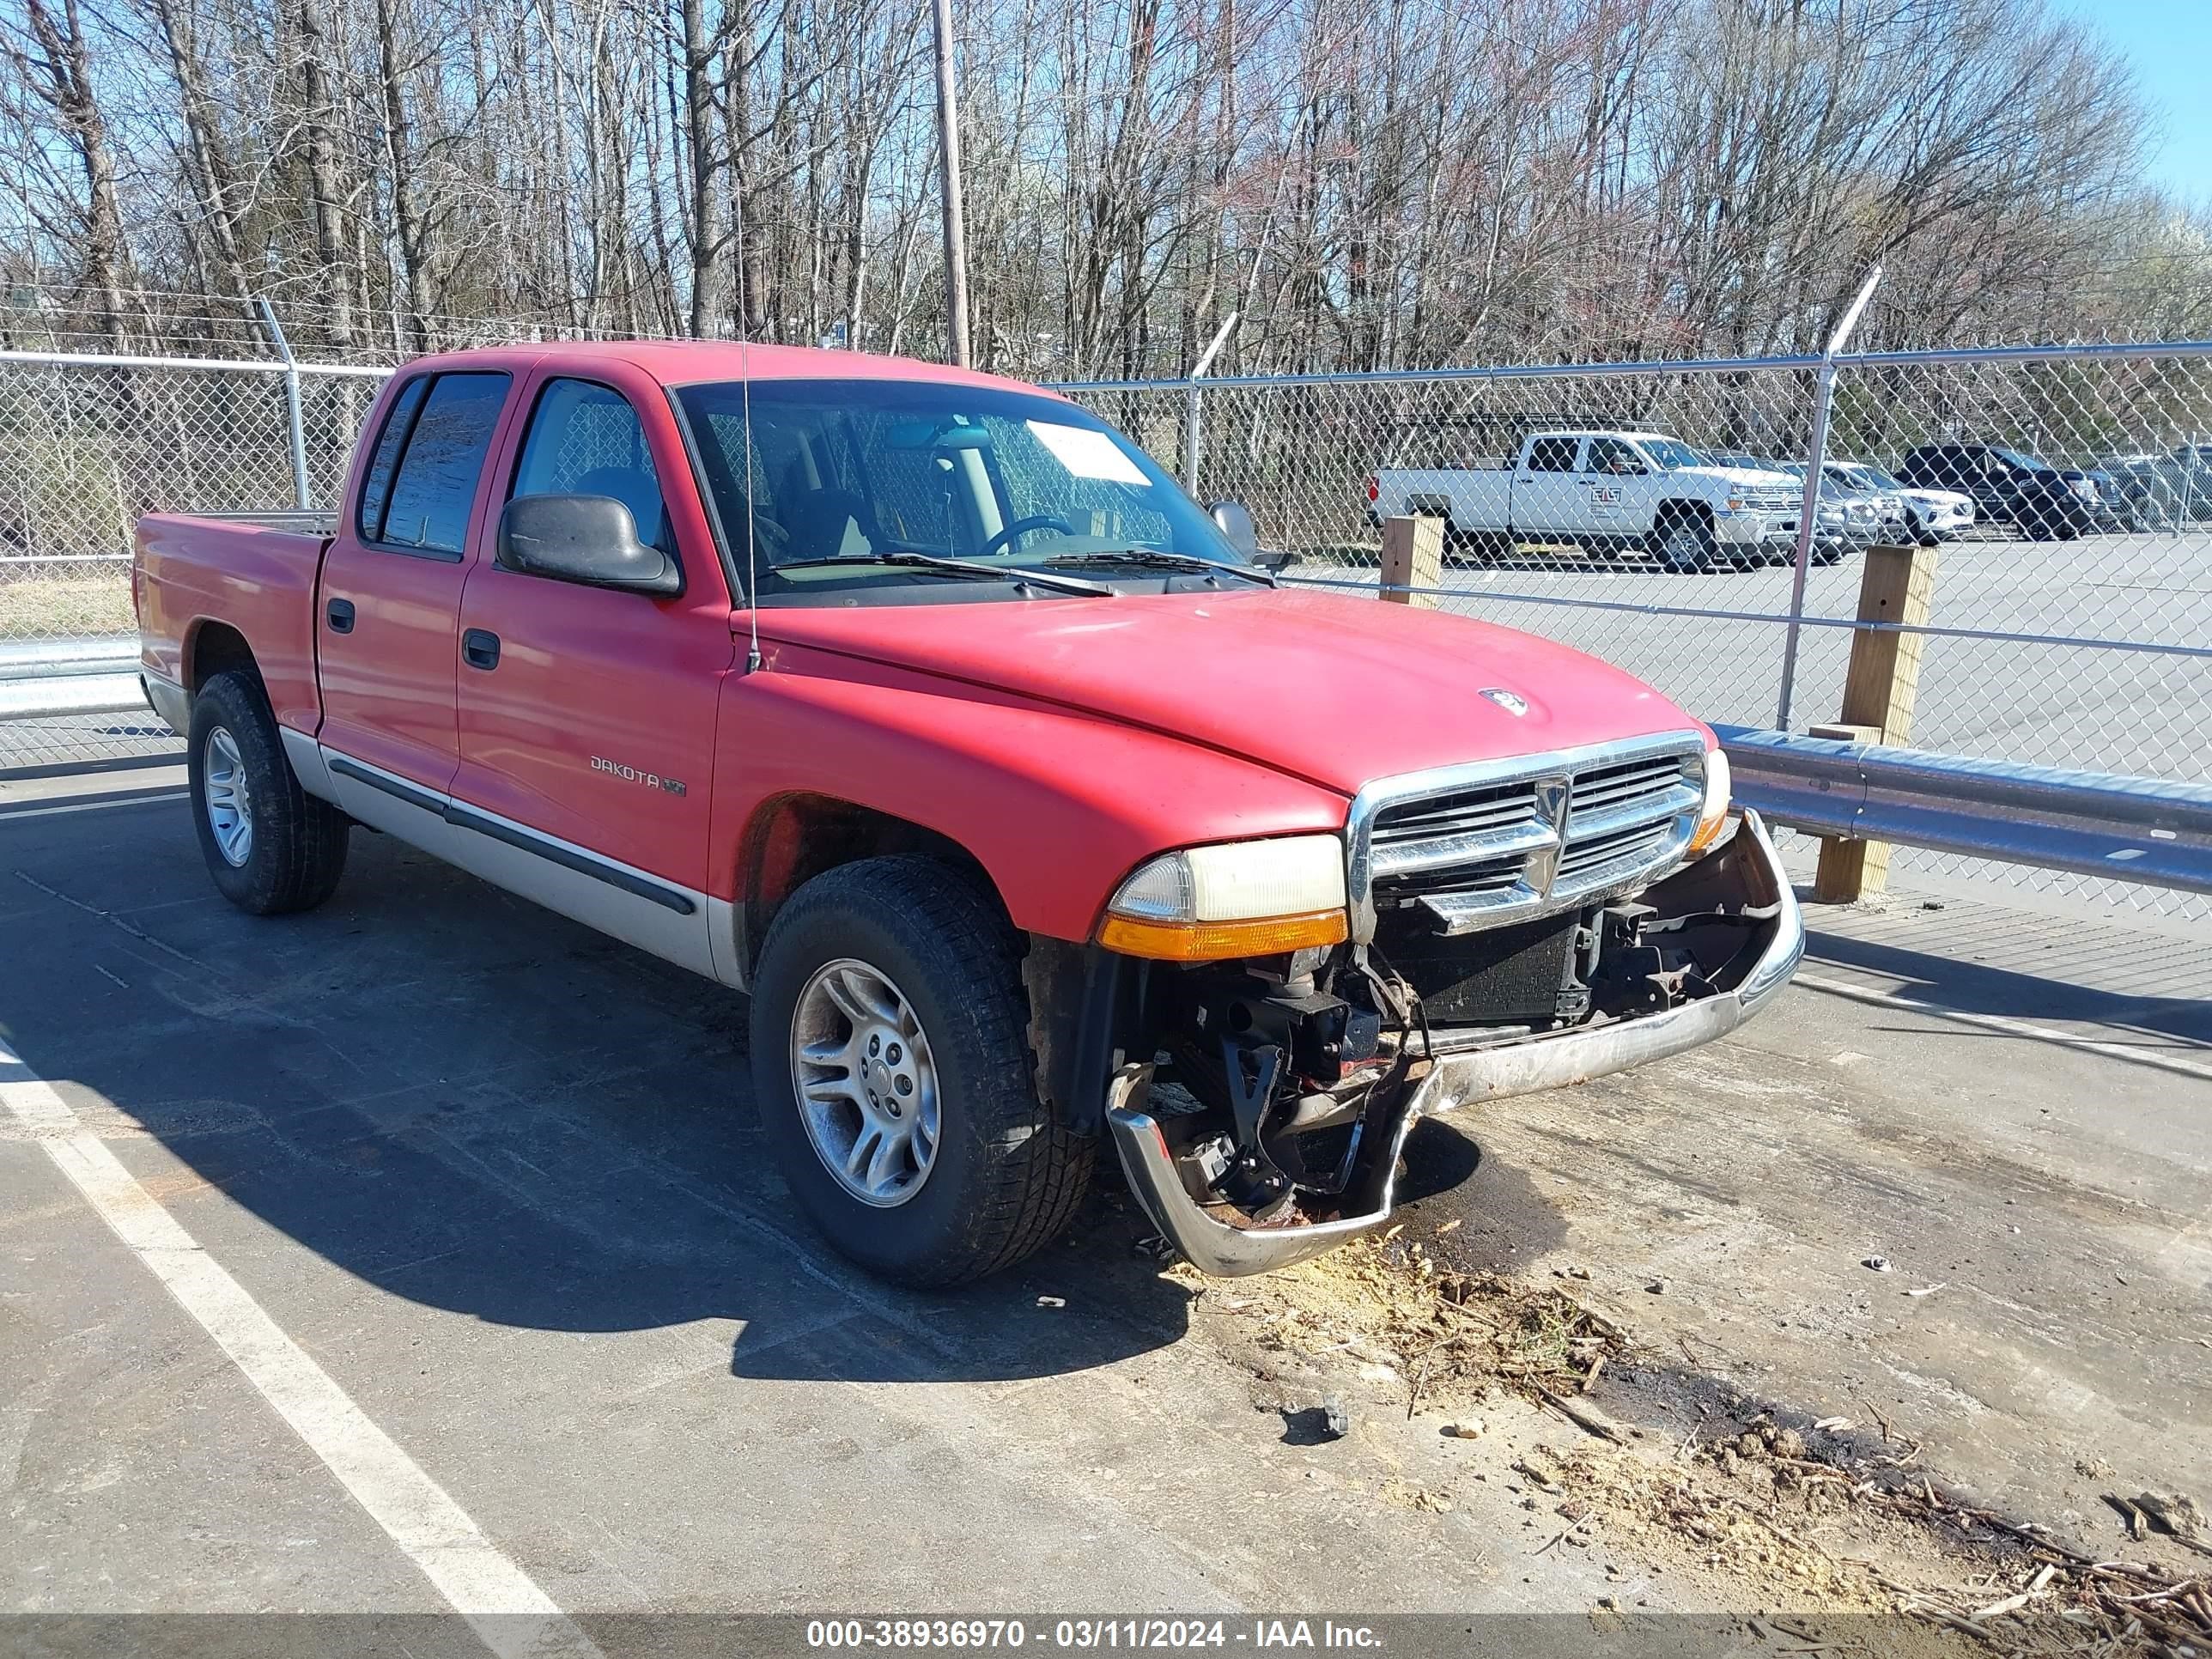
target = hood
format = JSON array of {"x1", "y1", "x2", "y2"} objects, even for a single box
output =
[
  {"x1": 757, "y1": 587, "x2": 1705, "y2": 797},
  {"x1": 1901, "y1": 486, "x2": 1970, "y2": 510},
  {"x1": 1687, "y1": 465, "x2": 1796, "y2": 489}
]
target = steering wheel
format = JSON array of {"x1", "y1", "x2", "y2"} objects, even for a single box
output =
[{"x1": 980, "y1": 514, "x2": 1076, "y2": 559}]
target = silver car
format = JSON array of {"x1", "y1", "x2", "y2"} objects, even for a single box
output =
[{"x1": 1825, "y1": 461, "x2": 1967, "y2": 545}]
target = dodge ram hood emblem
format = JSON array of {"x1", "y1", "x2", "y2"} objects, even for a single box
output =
[{"x1": 1479, "y1": 687, "x2": 1529, "y2": 717}]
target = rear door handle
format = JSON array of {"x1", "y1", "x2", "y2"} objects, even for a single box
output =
[
  {"x1": 462, "y1": 629, "x2": 501, "y2": 671},
  {"x1": 326, "y1": 598, "x2": 355, "y2": 634}
]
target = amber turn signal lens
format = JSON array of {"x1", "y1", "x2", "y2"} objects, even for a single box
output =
[
  {"x1": 1685, "y1": 750, "x2": 1732, "y2": 856},
  {"x1": 1097, "y1": 908, "x2": 1350, "y2": 962}
]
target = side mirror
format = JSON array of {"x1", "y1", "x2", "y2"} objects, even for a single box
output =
[
  {"x1": 1207, "y1": 500, "x2": 1260, "y2": 562},
  {"x1": 496, "y1": 495, "x2": 682, "y2": 597}
]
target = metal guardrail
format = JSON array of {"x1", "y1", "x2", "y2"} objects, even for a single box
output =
[
  {"x1": 0, "y1": 637, "x2": 148, "y2": 724},
  {"x1": 1717, "y1": 725, "x2": 2212, "y2": 896},
  {"x1": 0, "y1": 674, "x2": 149, "y2": 722},
  {"x1": 0, "y1": 636, "x2": 137, "y2": 679}
]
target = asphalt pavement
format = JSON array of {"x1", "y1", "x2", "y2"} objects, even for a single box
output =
[{"x1": 2, "y1": 750, "x2": 2207, "y2": 1637}]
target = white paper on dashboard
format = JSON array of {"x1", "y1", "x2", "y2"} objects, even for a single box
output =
[{"x1": 1026, "y1": 420, "x2": 1152, "y2": 485}]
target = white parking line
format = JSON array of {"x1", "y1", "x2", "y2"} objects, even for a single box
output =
[
  {"x1": 0, "y1": 792, "x2": 188, "y2": 819},
  {"x1": 0, "y1": 1039, "x2": 604, "y2": 1659},
  {"x1": 1793, "y1": 969, "x2": 2212, "y2": 1085}
]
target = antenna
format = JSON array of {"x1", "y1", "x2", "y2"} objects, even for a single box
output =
[{"x1": 735, "y1": 155, "x2": 763, "y2": 675}]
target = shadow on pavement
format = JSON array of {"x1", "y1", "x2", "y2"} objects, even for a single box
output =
[
  {"x1": 1393, "y1": 1120, "x2": 1569, "y2": 1275},
  {"x1": 1804, "y1": 924, "x2": 2212, "y2": 1048},
  {"x1": 0, "y1": 802, "x2": 1201, "y2": 1385}
]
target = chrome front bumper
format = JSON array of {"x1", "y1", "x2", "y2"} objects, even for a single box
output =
[{"x1": 1107, "y1": 811, "x2": 1804, "y2": 1277}]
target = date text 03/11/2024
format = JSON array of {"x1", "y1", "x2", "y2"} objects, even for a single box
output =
[{"x1": 803, "y1": 1620, "x2": 1385, "y2": 1650}]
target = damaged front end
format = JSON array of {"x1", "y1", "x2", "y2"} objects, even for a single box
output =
[{"x1": 1092, "y1": 787, "x2": 1802, "y2": 1278}]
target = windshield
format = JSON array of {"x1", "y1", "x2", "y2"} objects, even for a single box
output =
[
  {"x1": 673, "y1": 379, "x2": 1243, "y2": 598},
  {"x1": 1992, "y1": 446, "x2": 2052, "y2": 471},
  {"x1": 1641, "y1": 438, "x2": 1704, "y2": 471},
  {"x1": 1850, "y1": 465, "x2": 1903, "y2": 489}
]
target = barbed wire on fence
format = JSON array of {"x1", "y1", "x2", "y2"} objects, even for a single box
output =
[{"x1": 16, "y1": 271, "x2": 2212, "y2": 370}]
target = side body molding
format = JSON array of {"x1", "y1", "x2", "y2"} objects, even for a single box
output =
[{"x1": 315, "y1": 742, "x2": 742, "y2": 987}]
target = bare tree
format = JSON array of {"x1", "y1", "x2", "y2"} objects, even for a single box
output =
[
  {"x1": 4, "y1": 0, "x2": 131, "y2": 345},
  {"x1": 0, "y1": 0, "x2": 2194, "y2": 367}
]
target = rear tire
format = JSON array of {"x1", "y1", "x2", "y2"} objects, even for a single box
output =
[
  {"x1": 188, "y1": 670, "x2": 349, "y2": 915},
  {"x1": 750, "y1": 856, "x2": 1095, "y2": 1286}
]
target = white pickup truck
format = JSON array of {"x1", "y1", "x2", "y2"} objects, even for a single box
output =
[{"x1": 1365, "y1": 430, "x2": 1802, "y2": 572}]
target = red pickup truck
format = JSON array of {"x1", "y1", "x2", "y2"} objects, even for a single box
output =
[{"x1": 133, "y1": 341, "x2": 1801, "y2": 1285}]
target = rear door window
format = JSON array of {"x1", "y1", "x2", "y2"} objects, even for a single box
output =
[
  {"x1": 368, "y1": 372, "x2": 512, "y2": 556},
  {"x1": 1526, "y1": 437, "x2": 1580, "y2": 473},
  {"x1": 355, "y1": 376, "x2": 429, "y2": 544}
]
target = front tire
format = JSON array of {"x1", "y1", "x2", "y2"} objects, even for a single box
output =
[
  {"x1": 188, "y1": 671, "x2": 349, "y2": 915},
  {"x1": 750, "y1": 856, "x2": 1095, "y2": 1286},
  {"x1": 1651, "y1": 512, "x2": 1716, "y2": 573}
]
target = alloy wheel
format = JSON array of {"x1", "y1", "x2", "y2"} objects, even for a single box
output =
[
  {"x1": 789, "y1": 957, "x2": 942, "y2": 1206},
  {"x1": 203, "y1": 726, "x2": 254, "y2": 867}
]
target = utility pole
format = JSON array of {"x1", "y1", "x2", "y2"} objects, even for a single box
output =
[{"x1": 930, "y1": 0, "x2": 971, "y2": 368}]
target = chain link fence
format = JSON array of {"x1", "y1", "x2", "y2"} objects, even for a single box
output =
[
  {"x1": 4, "y1": 337, "x2": 2208, "y2": 920},
  {"x1": 0, "y1": 351, "x2": 386, "y2": 764},
  {"x1": 1062, "y1": 344, "x2": 2212, "y2": 916}
]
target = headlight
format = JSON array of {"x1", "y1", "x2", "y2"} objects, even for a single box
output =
[
  {"x1": 1097, "y1": 835, "x2": 1347, "y2": 961},
  {"x1": 1686, "y1": 749, "x2": 1731, "y2": 857},
  {"x1": 2069, "y1": 478, "x2": 2095, "y2": 500}
]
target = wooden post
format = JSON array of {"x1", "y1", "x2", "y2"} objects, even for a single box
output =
[
  {"x1": 1379, "y1": 514, "x2": 1445, "y2": 607},
  {"x1": 1813, "y1": 542, "x2": 1939, "y2": 903}
]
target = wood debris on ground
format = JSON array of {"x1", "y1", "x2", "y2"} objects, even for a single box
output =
[
  {"x1": 1173, "y1": 1234, "x2": 1627, "y2": 1411},
  {"x1": 1176, "y1": 1233, "x2": 2206, "y2": 1651}
]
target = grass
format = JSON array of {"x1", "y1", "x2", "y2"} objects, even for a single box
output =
[{"x1": 0, "y1": 575, "x2": 136, "y2": 641}]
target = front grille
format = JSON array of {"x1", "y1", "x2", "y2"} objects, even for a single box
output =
[
  {"x1": 1741, "y1": 488, "x2": 1795, "y2": 511},
  {"x1": 1568, "y1": 755, "x2": 1686, "y2": 817},
  {"x1": 1354, "y1": 735, "x2": 1704, "y2": 939},
  {"x1": 1369, "y1": 778, "x2": 1542, "y2": 870},
  {"x1": 1556, "y1": 817, "x2": 1674, "y2": 882}
]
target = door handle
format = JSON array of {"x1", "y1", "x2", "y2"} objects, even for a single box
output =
[
  {"x1": 326, "y1": 598, "x2": 356, "y2": 634},
  {"x1": 462, "y1": 629, "x2": 501, "y2": 671}
]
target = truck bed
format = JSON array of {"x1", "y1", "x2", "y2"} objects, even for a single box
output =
[
  {"x1": 135, "y1": 509, "x2": 334, "y2": 737},
  {"x1": 1372, "y1": 465, "x2": 1516, "y2": 531}
]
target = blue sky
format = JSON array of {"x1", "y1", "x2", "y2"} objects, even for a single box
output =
[{"x1": 2080, "y1": 0, "x2": 2212, "y2": 205}]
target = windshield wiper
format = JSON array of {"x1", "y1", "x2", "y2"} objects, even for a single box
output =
[
  {"x1": 772, "y1": 552, "x2": 1113, "y2": 597},
  {"x1": 1040, "y1": 549, "x2": 1275, "y2": 586}
]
